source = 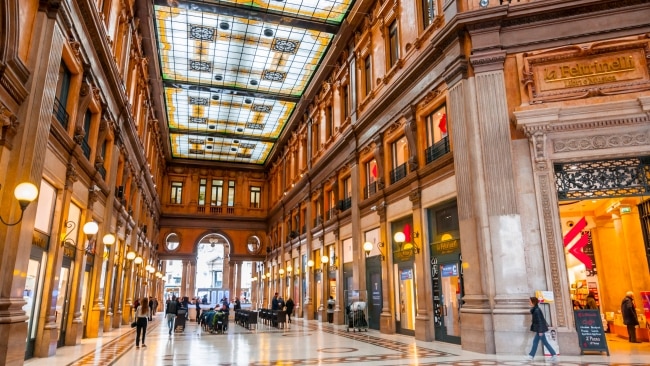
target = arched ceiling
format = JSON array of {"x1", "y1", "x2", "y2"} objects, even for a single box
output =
[{"x1": 152, "y1": 0, "x2": 355, "y2": 165}]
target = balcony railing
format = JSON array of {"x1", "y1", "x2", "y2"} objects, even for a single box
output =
[
  {"x1": 81, "y1": 139, "x2": 91, "y2": 159},
  {"x1": 364, "y1": 181, "x2": 377, "y2": 199},
  {"x1": 339, "y1": 197, "x2": 352, "y2": 212},
  {"x1": 226, "y1": 207, "x2": 235, "y2": 214},
  {"x1": 389, "y1": 163, "x2": 407, "y2": 184},
  {"x1": 425, "y1": 136, "x2": 450, "y2": 164},
  {"x1": 197, "y1": 205, "x2": 205, "y2": 213},
  {"x1": 210, "y1": 206, "x2": 222, "y2": 214},
  {"x1": 53, "y1": 97, "x2": 69, "y2": 129}
]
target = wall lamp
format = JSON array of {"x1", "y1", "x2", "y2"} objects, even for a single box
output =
[
  {"x1": 394, "y1": 230, "x2": 420, "y2": 254},
  {"x1": 307, "y1": 259, "x2": 314, "y2": 271},
  {"x1": 134, "y1": 256, "x2": 143, "y2": 265},
  {"x1": 61, "y1": 221, "x2": 100, "y2": 255},
  {"x1": 279, "y1": 268, "x2": 285, "y2": 276},
  {"x1": 0, "y1": 182, "x2": 38, "y2": 226},
  {"x1": 363, "y1": 240, "x2": 385, "y2": 261}
]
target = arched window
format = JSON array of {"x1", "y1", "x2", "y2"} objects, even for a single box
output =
[
  {"x1": 166, "y1": 233, "x2": 180, "y2": 251},
  {"x1": 247, "y1": 236, "x2": 261, "y2": 254}
]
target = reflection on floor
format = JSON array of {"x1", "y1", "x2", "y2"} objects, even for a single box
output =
[{"x1": 24, "y1": 314, "x2": 650, "y2": 366}]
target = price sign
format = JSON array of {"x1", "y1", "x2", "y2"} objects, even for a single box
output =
[{"x1": 574, "y1": 309, "x2": 609, "y2": 355}]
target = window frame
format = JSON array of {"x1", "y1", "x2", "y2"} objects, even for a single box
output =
[
  {"x1": 198, "y1": 178, "x2": 207, "y2": 206},
  {"x1": 363, "y1": 55, "x2": 372, "y2": 98},
  {"x1": 250, "y1": 186, "x2": 261, "y2": 208},
  {"x1": 171, "y1": 181, "x2": 183, "y2": 204},
  {"x1": 211, "y1": 179, "x2": 223, "y2": 206},
  {"x1": 388, "y1": 20, "x2": 399, "y2": 68},
  {"x1": 227, "y1": 181, "x2": 235, "y2": 207}
]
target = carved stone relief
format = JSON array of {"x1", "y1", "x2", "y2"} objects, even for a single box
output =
[{"x1": 554, "y1": 132, "x2": 650, "y2": 153}]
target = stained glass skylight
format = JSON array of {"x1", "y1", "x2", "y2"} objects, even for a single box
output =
[{"x1": 153, "y1": 0, "x2": 354, "y2": 164}]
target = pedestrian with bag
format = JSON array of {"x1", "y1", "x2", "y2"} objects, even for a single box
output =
[
  {"x1": 134, "y1": 297, "x2": 149, "y2": 349},
  {"x1": 166, "y1": 296, "x2": 179, "y2": 336},
  {"x1": 285, "y1": 297, "x2": 295, "y2": 323},
  {"x1": 525, "y1": 296, "x2": 558, "y2": 362}
]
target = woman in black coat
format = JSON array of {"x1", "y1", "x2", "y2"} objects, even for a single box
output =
[
  {"x1": 525, "y1": 296, "x2": 558, "y2": 362},
  {"x1": 285, "y1": 298, "x2": 295, "y2": 323}
]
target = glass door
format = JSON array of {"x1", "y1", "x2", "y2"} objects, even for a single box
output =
[
  {"x1": 24, "y1": 252, "x2": 45, "y2": 359},
  {"x1": 396, "y1": 265, "x2": 416, "y2": 335},
  {"x1": 56, "y1": 263, "x2": 72, "y2": 347},
  {"x1": 433, "y1": 259, "x2": 461, "y2": 344}
]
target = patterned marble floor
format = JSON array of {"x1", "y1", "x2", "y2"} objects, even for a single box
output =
[{"x1": 24, "y1": 314, "x2": 650, "y2": 366}]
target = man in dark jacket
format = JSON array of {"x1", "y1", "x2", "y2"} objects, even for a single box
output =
[
  {"x1": 166, "y1": 296, "x2": 179, "y2": 336},
  {"x1": 621, "y1": 291, "x2": 640, "y2": 343}
]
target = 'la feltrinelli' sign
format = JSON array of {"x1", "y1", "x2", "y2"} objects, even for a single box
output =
[{"x1": 521, "y1": 38, "x2": 650, "y2": 103}]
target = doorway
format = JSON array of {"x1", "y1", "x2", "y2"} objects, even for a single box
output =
[
  {"x1": 395, "y1": 264, "x2": 416, "y2": 336},
  {"x1": 24, "y1": 248, "x2": 46, "y2": 359},
  {"x1": 432, "y1": 257, "x2": 462, "y2": 344},
  {"x1": 365, "y1": 256, "x2": 382, "y2": 330},
  {"x1": 57, "y1": 259, "x2": 73, "y2": 348}
]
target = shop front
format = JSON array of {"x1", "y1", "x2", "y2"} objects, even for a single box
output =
[{"x1": 515, "y1": 35, "x2": 650, "y2": 354}]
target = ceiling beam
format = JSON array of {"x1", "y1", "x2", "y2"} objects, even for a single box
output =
[
  {"x1": 154, "y1": 0, "x2": 341, "y2": 34},
  {"x1": 168, "y1": 128, "x2": 278, "y2": 143},
  {"x1": 163, "y1": 80, "x2": 301, "y2": 104}
]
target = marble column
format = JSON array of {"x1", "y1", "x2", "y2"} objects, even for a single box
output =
[
  {"x1": 188, "y1": 259, "x2": 196, "y2": 299},
  {"x1": 0, "y1": 5, "x2": 62, "y2": 364},
  {"x1": 180, "y1": 260, "x2": 188, "y2": 298},
  {"x1": 376, "y1": 202, "x2": 395, "y2": 334},
  {"x1": 411, "y1": 189, "x2": 434, "y2": 341}
]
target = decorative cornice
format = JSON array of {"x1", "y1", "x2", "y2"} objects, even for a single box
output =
[
  {"x1": 554, "y1": 132, "x2": 650, "y2": 153},
  {"x1": 0, "y1": 104, "x2": 18, "y2": 148}
]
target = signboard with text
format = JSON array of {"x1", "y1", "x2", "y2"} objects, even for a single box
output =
[{"x1": 574, "y1": 309, "x2": 609, "y2": 355}]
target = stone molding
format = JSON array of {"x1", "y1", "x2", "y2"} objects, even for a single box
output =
[{"x1": 554, "y1": 132, "x2": 650, "y2": 153}]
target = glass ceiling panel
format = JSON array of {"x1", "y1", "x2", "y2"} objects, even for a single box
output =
[
  {"x1": 165, "y1": 86, "x2": 294, "y2": 139},
  {"x1": 155, "y1": 5, "x2": 333, "y2": 97},
  {"x1": 212, "y1": 0, "x2": 354, "y2": 24},
  {"x1": 171, "y1": 132, "x2": 274, "y2": 164}
]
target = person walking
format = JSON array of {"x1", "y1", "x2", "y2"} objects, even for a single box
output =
[
  {"x1": 148, "y1": 296, "x2": 155, "y2": 321},
  {"x1": 271, "y1": 293, "x2": 280, "y2": 310},
  {"x1": 166, "y1": 296, "x2": 179, "y2": 336},
  {"x1": 135, "y1": 297, "x2": 150, "y2": 349},
  {"x1": 525, "y1": 296, "x2": 558, "y2": 362},
  {"x1": 285, "y1": 297, "x2": 295, "y2": 323},
  {"x1": 195, "y1": 297, "x2": 201, "y2": 323},
  {"x1": 327, "y1": 296, "x2": 335, "y2": 323},
  {"x1": 621, "y1": 291, "x2": 640, "y2": 343}
]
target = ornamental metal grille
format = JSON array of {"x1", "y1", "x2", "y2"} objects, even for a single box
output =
[
  {"x1": 636, "y1": 199, "x2": 650, "y2": 273},
  {"x1": 554, "y1": 157, "x2": 650, "y2": 200}
]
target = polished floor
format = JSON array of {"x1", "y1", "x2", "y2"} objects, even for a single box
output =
[{"x1": 24, "y1": 314, "x2": 650, "y2": 366}]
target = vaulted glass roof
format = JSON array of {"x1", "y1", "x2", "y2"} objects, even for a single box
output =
[{"x1": 153, "y1": 0, "x2": 354, "y2": 164}]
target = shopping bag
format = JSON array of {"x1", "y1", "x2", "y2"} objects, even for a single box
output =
[{"x1": 543, "y1": 327, "x2": 560, "y2": 356}]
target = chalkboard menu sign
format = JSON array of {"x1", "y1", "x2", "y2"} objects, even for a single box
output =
[{"x1": 574, "y1": 310, "x2": 610, "y2": 355}]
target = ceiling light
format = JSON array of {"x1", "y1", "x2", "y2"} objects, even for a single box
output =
[
  {"x1": 233, "y1": 140, "x2": 239, "y2": 143},
  {"x1": 214, "y1": 74, "x2": 223, "y2": 81},
  {"x1": 244, "y1": 98, "x2": 252, "y2": 104},
  {"x1": 219, "y1": 22, "x2": 230, "y2": 30},
  {"x1": 231, "y1": 148, "x2": 237, "y2": 151},
  {"x1": 237, "y1": 128, "x2": 244, "y2": 132},
  {"x1": 263, "y1": 28, "x2": 274, "y2": 37},
  {"x1": 208, "y1": 125, "x2": 216, "y2": 129},
  {"x1": 250, "y1": 79, "x2": 258, "y2": 85},
  {"x1": 211, "y1": 94, "x2": 220, "y2": 100}
]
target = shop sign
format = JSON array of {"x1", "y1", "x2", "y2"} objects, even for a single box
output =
[
  {"x1": 521, "y1": 39, "x2": 650, "y2": 103},
  {"x1": 432, "y1": 239, "x2": 459, "y2": 255},
  {"x1": 400, "y1": 269, "x2": 413, "y2": 280}
]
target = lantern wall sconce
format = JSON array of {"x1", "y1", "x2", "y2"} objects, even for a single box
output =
[
  {"x1": 363, "y1": 240, "x2": 385, "y2": 261},
  {"x1": 0, "y1": 182, "x2": 38, "y2": 226},
  {"x1": 61, "y1": 221, "x2": 101, "y2": 255},
  {"x1": 394, "y1": 230, "x2": 420, "y2": 254}
]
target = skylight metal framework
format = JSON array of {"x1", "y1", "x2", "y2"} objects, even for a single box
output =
[{"x1": 153, "y1": 0, "x2": 354, "y2": 164}]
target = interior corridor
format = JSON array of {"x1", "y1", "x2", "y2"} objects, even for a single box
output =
[{"x1": 23, "y1": 314, "x2": 650, "y2": 366}]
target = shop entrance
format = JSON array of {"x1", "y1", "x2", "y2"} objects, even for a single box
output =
[
  {"x1": 555, "y1": 158, "x2": 650, "y2": 344},
  {"x1": 395, "y1": 263, "x2": 416, "y2": 336},
  {"x1": 57, "y1": 258, "x2": 73, "y2": 348},
  {"x1": 432, "y1": 256, "x2": 462, "y2": 344}
]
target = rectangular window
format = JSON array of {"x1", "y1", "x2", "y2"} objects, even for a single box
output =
[
  {"x1": 211, "y1": 179, "x2": 223, "y2": 206},
  {"x1": 56, "y1": 62, "x2": 72, "y2": 104},
  {"x1": 392, "y1": 137, "x2": 408, "y2": 169},
  {"x1": 343, "y1": 177, "x2": 352, "y2": 199},
  {"x1": 325, "y1": 105, "x2": 333, "y2": 140},
  {"x1": 388, "y1": 20, "x2": 399, "y2": 68},
  {"x1": 421, "y1": 0, "x2": 436, "y2": 29},
  {"x1": 313, "y1": 121, "x2": 320, "y2": 153},
  {"x1": 227, "y1": 181, "x2": 235, "y2": 207},
  {"x1": 171, "y1": 181, "x2": 183, "y2": 204},
  {"x1": 425, "y1": 104, "x2": 447, "y2": 146},
  {"x1": 81, "y1": 111, "x2": 92, "y2": 159},
  {"x1": 198, "y1": 178, "x2": 207, "y2": 205},
  {"x1": 367, "y1": 159, "x2": 378, "y2": 184},
  {"x1": 342, "y1": 84, "x2": 349, "y2": 120},
  {"x1": 364, "y1": 55, "x2": 372, "y2": 97},
  {"x1": 250, "y1": 186, "x2": 261, "y2": 208}
]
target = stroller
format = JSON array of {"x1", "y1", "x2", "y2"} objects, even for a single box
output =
[{"x1": 175, "y1": 308, "x2": 187, "y2": 332}]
